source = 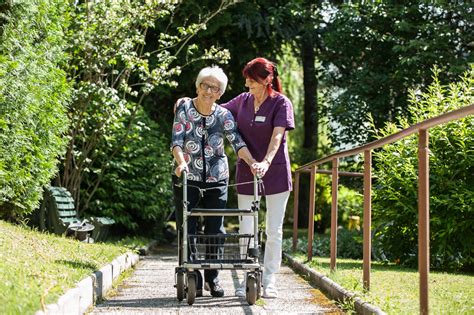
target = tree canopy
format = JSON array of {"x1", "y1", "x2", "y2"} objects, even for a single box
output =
[{"x1": 322, "y1": 1, "x2": 473, "y2": 147}]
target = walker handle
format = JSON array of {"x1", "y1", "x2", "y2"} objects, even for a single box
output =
[{"x1": 182, "y1": 169, "x2": 187, "y2": 209}]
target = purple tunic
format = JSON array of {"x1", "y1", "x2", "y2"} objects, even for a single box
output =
[{"x1": 222, "y1": 92, "x2": 295, "y2": 195}]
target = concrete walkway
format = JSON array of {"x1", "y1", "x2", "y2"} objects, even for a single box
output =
[{"x1": 91, "y1": 245, "x2": 342, "y2": 314}]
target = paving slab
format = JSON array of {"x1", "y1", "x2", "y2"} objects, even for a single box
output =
[{"x1": 91, "y1": 246, "x2": 342, "y2": 315}]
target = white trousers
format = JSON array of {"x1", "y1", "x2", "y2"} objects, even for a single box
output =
[{"x1": 238, "y1": 191, "x2": 290, "y2": 290}]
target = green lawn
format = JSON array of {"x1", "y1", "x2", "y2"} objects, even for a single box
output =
[
  {"x1": 288, "y1": 253, "x2": 474, "y2": 314},
  {"x1": 0, "y1": 220, "x2": 130, "y2": 314}
]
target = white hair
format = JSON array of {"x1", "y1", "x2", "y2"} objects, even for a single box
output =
[{"x1": 195, "y1": 66, "x2": 228, "y2": 95}]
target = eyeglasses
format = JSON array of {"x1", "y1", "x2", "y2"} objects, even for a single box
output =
[{"x1": 200, "y1": 82, "x2": 220, "y2": 93}]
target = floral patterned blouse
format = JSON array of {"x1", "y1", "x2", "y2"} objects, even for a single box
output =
[{"x1": 171, "y1": 99, "x2": 247, "y2": 182}]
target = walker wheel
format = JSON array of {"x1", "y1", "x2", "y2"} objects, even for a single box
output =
[
  {"x1": 176, "y1": 271, "x2": 185, "y2": 301},
  {"x1": 187, "y1": 274, "x2": 196, "y2": 305},
  {"x1": 246, "y1": 274, "x2": 257, "y2": 305}
]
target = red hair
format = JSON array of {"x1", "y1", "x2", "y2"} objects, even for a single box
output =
[{"x1": 242, "y1": 57, "x2": 282, "y2": 96}]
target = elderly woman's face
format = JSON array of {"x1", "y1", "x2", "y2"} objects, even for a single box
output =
[{"x1": 197, "y1": 76, "x2": 221, "y2": 105}]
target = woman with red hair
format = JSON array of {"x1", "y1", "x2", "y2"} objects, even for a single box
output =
[{"x1": 221, "y1": 57, "x2": 295, "y2": 299}]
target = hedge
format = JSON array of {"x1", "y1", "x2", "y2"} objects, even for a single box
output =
[{"x1": 0, "y1": 0, "x2": 71, "y2": 220}]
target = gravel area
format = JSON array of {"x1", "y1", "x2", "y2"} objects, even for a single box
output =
[{"x1": 91, "y1": 246, "x2": 342, "y2": 315}]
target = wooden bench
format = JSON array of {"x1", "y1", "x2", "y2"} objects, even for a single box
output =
[{"x1": 38, "y1": 186, "x2": 115, "y2": 242}]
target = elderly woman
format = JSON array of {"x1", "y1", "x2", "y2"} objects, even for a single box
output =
[{"x1": 171, "y1": 66, "x2": 255, "y2": 298}]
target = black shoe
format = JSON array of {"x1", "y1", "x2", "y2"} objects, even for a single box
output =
[
  {"x1": 209, "y1": 283, "x2": 224, "y2": 297},
  {"x1": 196, "y1": 289, "x2": 203, "y2": 297}
]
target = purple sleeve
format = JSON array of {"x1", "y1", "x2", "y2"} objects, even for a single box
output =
[
  {"x1": 220, "y1": 93, "x2": 246, "y2": 118},
  {"x1": 273, "y1": 95, "x2": 295, "y2": 130}
]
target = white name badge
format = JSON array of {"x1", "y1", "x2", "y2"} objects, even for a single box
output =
[{"x1": 255, "y1": 115, "x2": 266, "y2": 123}]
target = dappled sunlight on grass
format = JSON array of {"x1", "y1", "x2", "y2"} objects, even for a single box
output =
[
  {"x1": 0, "y1": 220, "x2": 129, "y2": 314},
  {"x1": 289, "y1": 253, "x2": 473, "y2": 314}
]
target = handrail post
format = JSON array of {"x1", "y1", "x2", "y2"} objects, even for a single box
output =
[
  {"x1": 307, "y1": 165, "x2": 317, "y2": 261},
  {"x1": 363, "y1": 150, "x2": 372, "y2": 290},
  {"x1": 330, "y1": 158, "x2": 338, "y2": 271},
  {"x1": 418, "y1": 129, "x2": 430, "y2": 315},
  {"x1": 293, "y1": 171, "x2": 300, "y2": 252}
]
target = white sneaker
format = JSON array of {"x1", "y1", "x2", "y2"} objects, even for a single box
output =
[
  {"x1": 235, "y1": 285, "x2": 246, "y2": 297},
  {"x1": 262, "y1": 287, "x2": 278, "y2": 298}
]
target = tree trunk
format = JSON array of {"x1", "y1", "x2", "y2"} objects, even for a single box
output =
[
  {"x1": 302, "y1": 34, "x2": 318, "y2": 154},
  {"x1": 298, "y1": 33, "x2": 319, "y2": 228}
]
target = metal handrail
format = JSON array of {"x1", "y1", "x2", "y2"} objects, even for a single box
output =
[
  {"x1": 292, "y1": 104, "x2": 473, "y2": 315},
  {"x1": 296, "y1": 104, "x2": 474, "y2": 171}
]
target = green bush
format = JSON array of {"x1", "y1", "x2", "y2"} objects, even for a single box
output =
[
  {"x1": 84, "y1": 107, "x2": 173, "y2": 237},
  {"x1": 0, "y1": 0, "x2": 71, "y2": 220},
  {"x1": 284, "y1": 229, "x2": 363, "y2": 259},
  {"x1": 372, "y1": 67, "x2": 473, "y2": 271},
  {"x1": 315, "y1": 175, "x2": 363, "y2": 234},
  {"x1": 338, "y1": 185, "x2": 363, "y2": 230},
  {"x1": 337, "y1": 229, "x2": 363, "y2": 259}
]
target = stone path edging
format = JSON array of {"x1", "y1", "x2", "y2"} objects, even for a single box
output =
[
  {"x1": 35, "y1": 252, "x2": 139, "y2": 315},
  {"x1": 283, "y1": 252, "x2": 386, "y2": 315}
]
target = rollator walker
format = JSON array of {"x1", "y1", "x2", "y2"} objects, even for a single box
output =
[{"x1": 174, "y1": 170, "x2": 262, "y2": 305}]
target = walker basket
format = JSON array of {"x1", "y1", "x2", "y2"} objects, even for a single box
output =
[{"x1": 188, "y1": 233, "x2": 255, "y2": 264}]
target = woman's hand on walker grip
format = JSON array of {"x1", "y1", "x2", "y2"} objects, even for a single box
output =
[{"x1": 175, "y1": 162, "x2": 188, "y2": 177}]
